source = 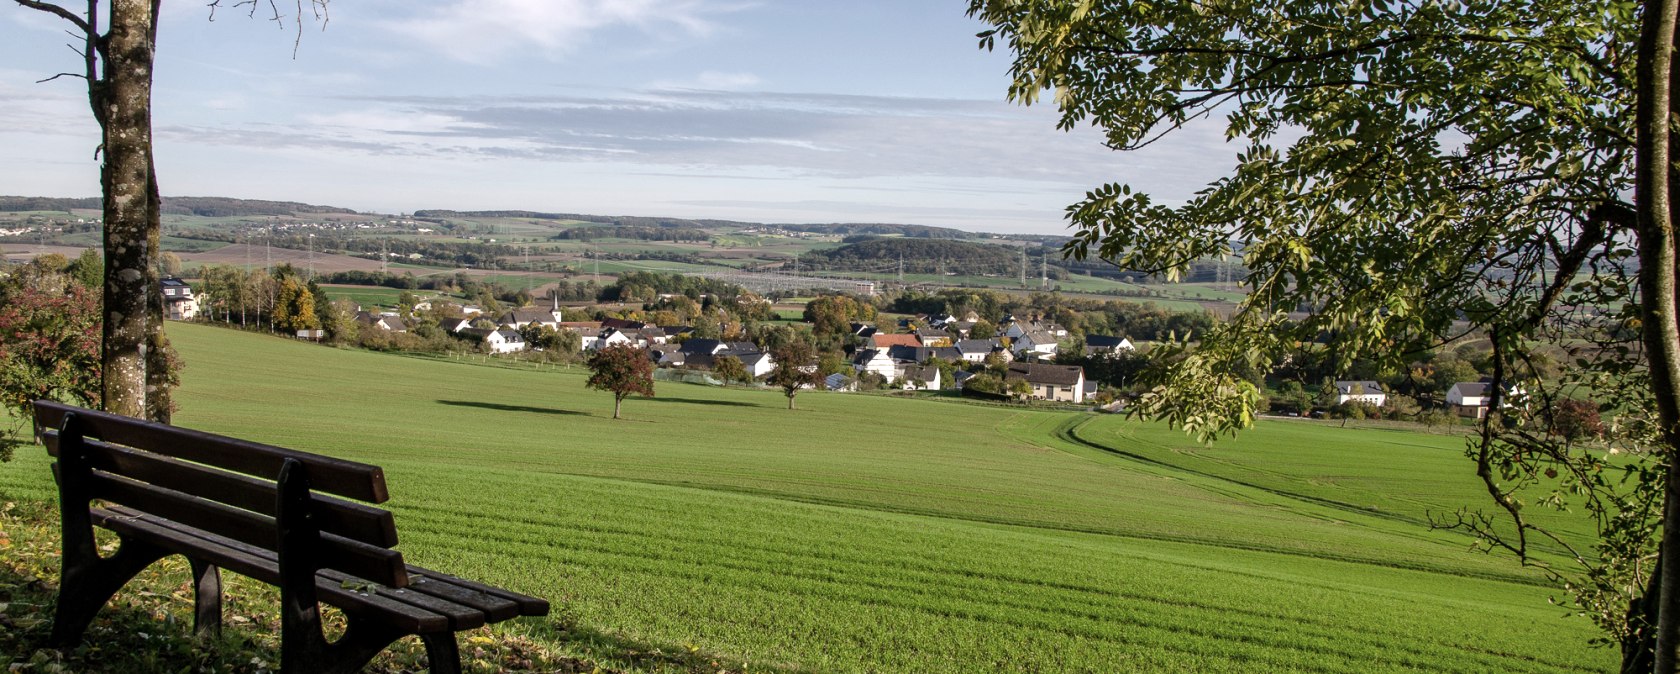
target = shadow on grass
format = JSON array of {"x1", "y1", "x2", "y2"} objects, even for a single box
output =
[
  {"x1": 437, "y1": 400, "x2": 589, "y2": 416},
  {"x1": 643, "y1": 397, "x2": 762, "y2": 408},
  {"x1": 535, "y1": 612, "x2": 806, "y2": 674}
]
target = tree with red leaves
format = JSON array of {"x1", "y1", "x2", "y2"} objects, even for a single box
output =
[
  {"x1": 586, "y1": 344, "x2": 654, "y2": 420},
  {"x1": 0, "y1": 262, "x2": 101, "y2": 460}
]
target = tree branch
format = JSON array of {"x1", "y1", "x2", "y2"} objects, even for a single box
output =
[{"x1": 12, "y1": 0, "x2": 93, "y2": 36}]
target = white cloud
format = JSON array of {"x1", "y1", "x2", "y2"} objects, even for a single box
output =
[
  {"x1": 649, "y1": 70, "x2": 763, "y2": 92},
  {"x1": 390, "y1": 0, "x2": 727, "y2": 64}
]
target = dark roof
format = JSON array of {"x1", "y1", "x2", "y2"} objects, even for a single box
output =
[
  {"x1": 502, "y1": 308, "x2": 557, "y2": 323},
  {"x1": 723, "y1": 341, "x2": 759, "y2": 354},
  {"x1": 957, "y1": 339, "x2": 998, "y2": 354},
  {"x1": 1335, "y1": 380, "x2": 1382, "y2": 394},
  {"x1": 495, "y1": 328, "x2": 525, "y2": 341},
  {"x1": 1005, "y1": 362, "x2": 1084, "y2": 386},
  {"x1": 1451, "y1": 382, "x2": 1490, "y2": 397},
  {"x1": 680, "y1": 338, "x2": 724, "y2": 355},
  {"x1": 1086, "y1": 335, "x2": 1129, "y2": 348},
  {"x1": 458, "y1": 327, "x2": 495, "y2": 340},
  {"x1": 601, "y1": 317, "x2": 647, "y2": 330},
  {"x1": 851, "y1": 348, "x2": 886, "y2": 365},
  {"x1": 160, "y1": 278, "x2": 191, "y2": 289},
  {"x1": 902, "y1": 365, "x2": 939, "y2": 383}
]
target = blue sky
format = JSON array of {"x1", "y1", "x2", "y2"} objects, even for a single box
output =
[{"x1": 1, "y1": 1, "x2": 1232, "y2": 234}]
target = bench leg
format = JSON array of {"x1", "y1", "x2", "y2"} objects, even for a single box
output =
[
  {"x1": 50, "y1": 535, "x2": 168, "y2": 647},
  {"x1": 281, "y1": 610, "x2": 406, "y2": 674},
  {"x1": 190, "y1": 559, "x2": 222, "y2": 639},
  {"x1": 421, "y1": 632, "x2": 462, "y2": 674}
]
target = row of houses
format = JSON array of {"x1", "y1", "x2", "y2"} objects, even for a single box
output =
[{"x1": 1331, "y1": 379, "x2": 1526, "y2": 418}]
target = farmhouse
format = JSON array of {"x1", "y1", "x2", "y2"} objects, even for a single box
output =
[
  {"x1": 160, "y1": 277, "x2": 199, "y2": 321},
  {"x1": 459, "y1": 327, "x2": 526, "y2": 354},
  {"x1": 354, "y1": 311, "x2": 407, "y2": 333},
  {"x1": 1005, "y1": 362, "x2": 1086, "y2": 403},
  {"x1": 851, "y1": 349, "x2": 898, "y2": 379},
  {"x1": 899, "y1": 365, "x2": 941, "y2": 390},
  {"x1": 1446, "y1": 379, "x2": 1525, "y2": 418},
  {"x1": 1085, "y1": 335, "x2": 1135, "y2": 354},
  {"x1": 1334, "y1": 380, "x2": 1386, "y2": 407},
  {"x1": 1014, "y1": 330, "x2": 1060, "y2": 358}
]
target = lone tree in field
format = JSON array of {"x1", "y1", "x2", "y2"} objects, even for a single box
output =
[
  {"x1": 713, "y1": 355, "x2": 748, "y2": 387},
  {"x1": 767, "y1": 341, "x2": 822, "y2": 410},
  {"x1": 969, "y1": 0, "x2": 1675, "y2": 669},
  {"x1": 13, "y1": 0, "x2": 329, "y2": 423},
  {"x1": 586, "y1": 344, "x2": 654, "y2": 420}
]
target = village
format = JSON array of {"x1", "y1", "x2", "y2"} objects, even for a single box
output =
[{"x1": 159, "y1": 275, "x2": 1519, "y2": 419}]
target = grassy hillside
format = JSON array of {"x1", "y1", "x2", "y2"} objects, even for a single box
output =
[{"x1": 0, "y1": 323, "x2": 1614, "y2": 672}]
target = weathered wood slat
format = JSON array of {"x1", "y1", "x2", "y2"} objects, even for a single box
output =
[
  {"x1": 35, "y1": 400, "x2": 387, "y2": 503},
  {"x1": 97, "y1": 506, "x2": 489, "y2": 632},
  {"x1": 44, "y1": 432, "x2": 397, "y2": 548},
  {"x1": 87, "y1": 472, "x2": 408, "y2": 587},
  {"x1": 402, "y1": 573, "x2": 520, "y2": 623},
  {"x1": 90, "y1": 508, "x2": 445, "y2": 633},
  {"x1": 407, "y1": 568, "x2": 549, "y2": 617}
]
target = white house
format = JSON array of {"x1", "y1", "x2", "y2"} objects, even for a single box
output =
[
  {"x1": 1085, "y1": 335, "x2": 1136, "y2": 355},
  {"x1": 590, "y1": 327, "x2": 635, "y2": 351},
  {"x1": 160, "y1": 278, "x2": 199, "y2": 320},
  {"x1": 1446, "y1": 380, "x2": 1524, "y2": 418},
  {"x1": 1014, "y1": 330, "x2": 1060, "y2": 358},
  {"x1": 1334, "y1": 381, "x2": 1387, "y2": 407},
  {"x1": 736, "y1": 352, "x2": 775, "y2": 378},
  {"x1": 900, "y1": 365, "x2": 941, "y2": 390},
  {"x1": 851, "y1": 349, "x2": 898, "y2": 379},
  {"x1": 1005, "y1": 362, "x2": 1086, "y2": 403},
  {"x1": 955, "y1": 339, "x2": 996, "y2": 363},
  {"x1": 459, "y1": 327, "x2": 526, "y2": 354}
]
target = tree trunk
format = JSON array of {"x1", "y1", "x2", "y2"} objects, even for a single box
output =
[
  {"x1": 144, "y1": 153, "x2": 172, "y2": 424},
  {"x1": 787, "y1": 394, "x2": 796, "y2": 410},
  {"x1": 98, "y1": 0, "x2": 159, "y2": 419},
  {"x1": 613, "y1": 395, "x2": 623, "y2": 419},
  {"x1": 1637, "y1": 0, "x2": 1680, "y2": 671}
]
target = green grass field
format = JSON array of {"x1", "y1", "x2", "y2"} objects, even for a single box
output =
[{"x1": 0, "y1": 323, "x2": 1614, "y2": 672}]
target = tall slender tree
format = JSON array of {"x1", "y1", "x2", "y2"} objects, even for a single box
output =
[{"x1": 12, "y1": 0, "x2": 329, "y2": 422}]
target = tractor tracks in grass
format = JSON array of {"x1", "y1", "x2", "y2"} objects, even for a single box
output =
[{"x1": 1051, "y1": 416, "x2": 1440, "y2": 530}]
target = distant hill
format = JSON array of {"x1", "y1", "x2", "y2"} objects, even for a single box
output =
[
  {"x1": 413, "y1": 209, "x2": 976, "y2": 238},
  {"x1": 798, "y1": 237, "x2": 1026, "y2": 276},
  {"x1": 0, "y1": 196, "x2": 358, "y2": 217}
]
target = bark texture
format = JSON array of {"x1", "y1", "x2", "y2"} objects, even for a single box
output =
[
  {"x1": 96, "y1": 0, "x2": 158, "y2": 419},
  {"x1": 1637, "y1": 0, "x2": 1680, "y2": 670}
]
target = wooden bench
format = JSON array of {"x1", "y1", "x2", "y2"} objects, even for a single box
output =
[{"x1": 33, "y1": 401, "x2": 549, "y2": 674}]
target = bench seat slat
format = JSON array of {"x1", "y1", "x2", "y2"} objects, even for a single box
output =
[
  {"x1": 35, "y1": 401, "x2": 388, "y2": 503},
  {"x1": 408, "y1": 568, "x2": 549, "y2": 617},
  {"x1": 88, "y1": 472, "x2": 408, "y2": 588},
  {"x1": 45, "y1": 432, "x2": 398, "y2": 548},
  {"x1": 90, "y1": 508, "x2": 446, "y2": 633},
  {"x1": 97, "y1": 507, "x2": 494, "y2": 631}
]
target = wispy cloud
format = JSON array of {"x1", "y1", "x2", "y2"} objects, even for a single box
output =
[
  {"x1": 648, "y1": 71, "x2": 763, "y2": 92},
  {"x1": 156, "y1": 86, "x2": 1237, "y2": 203},
  {"x1": 389, "y1": 0, "x2": 732, "y2": 64}
]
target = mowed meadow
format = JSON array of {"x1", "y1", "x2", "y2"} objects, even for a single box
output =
[{"x1": 0, "y1": 323, "x2": 1613, "y2": 672}]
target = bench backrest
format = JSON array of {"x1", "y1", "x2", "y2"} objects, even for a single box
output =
[{"x1": 34, "y1": 401, "x2": 408, "y2": 588}]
